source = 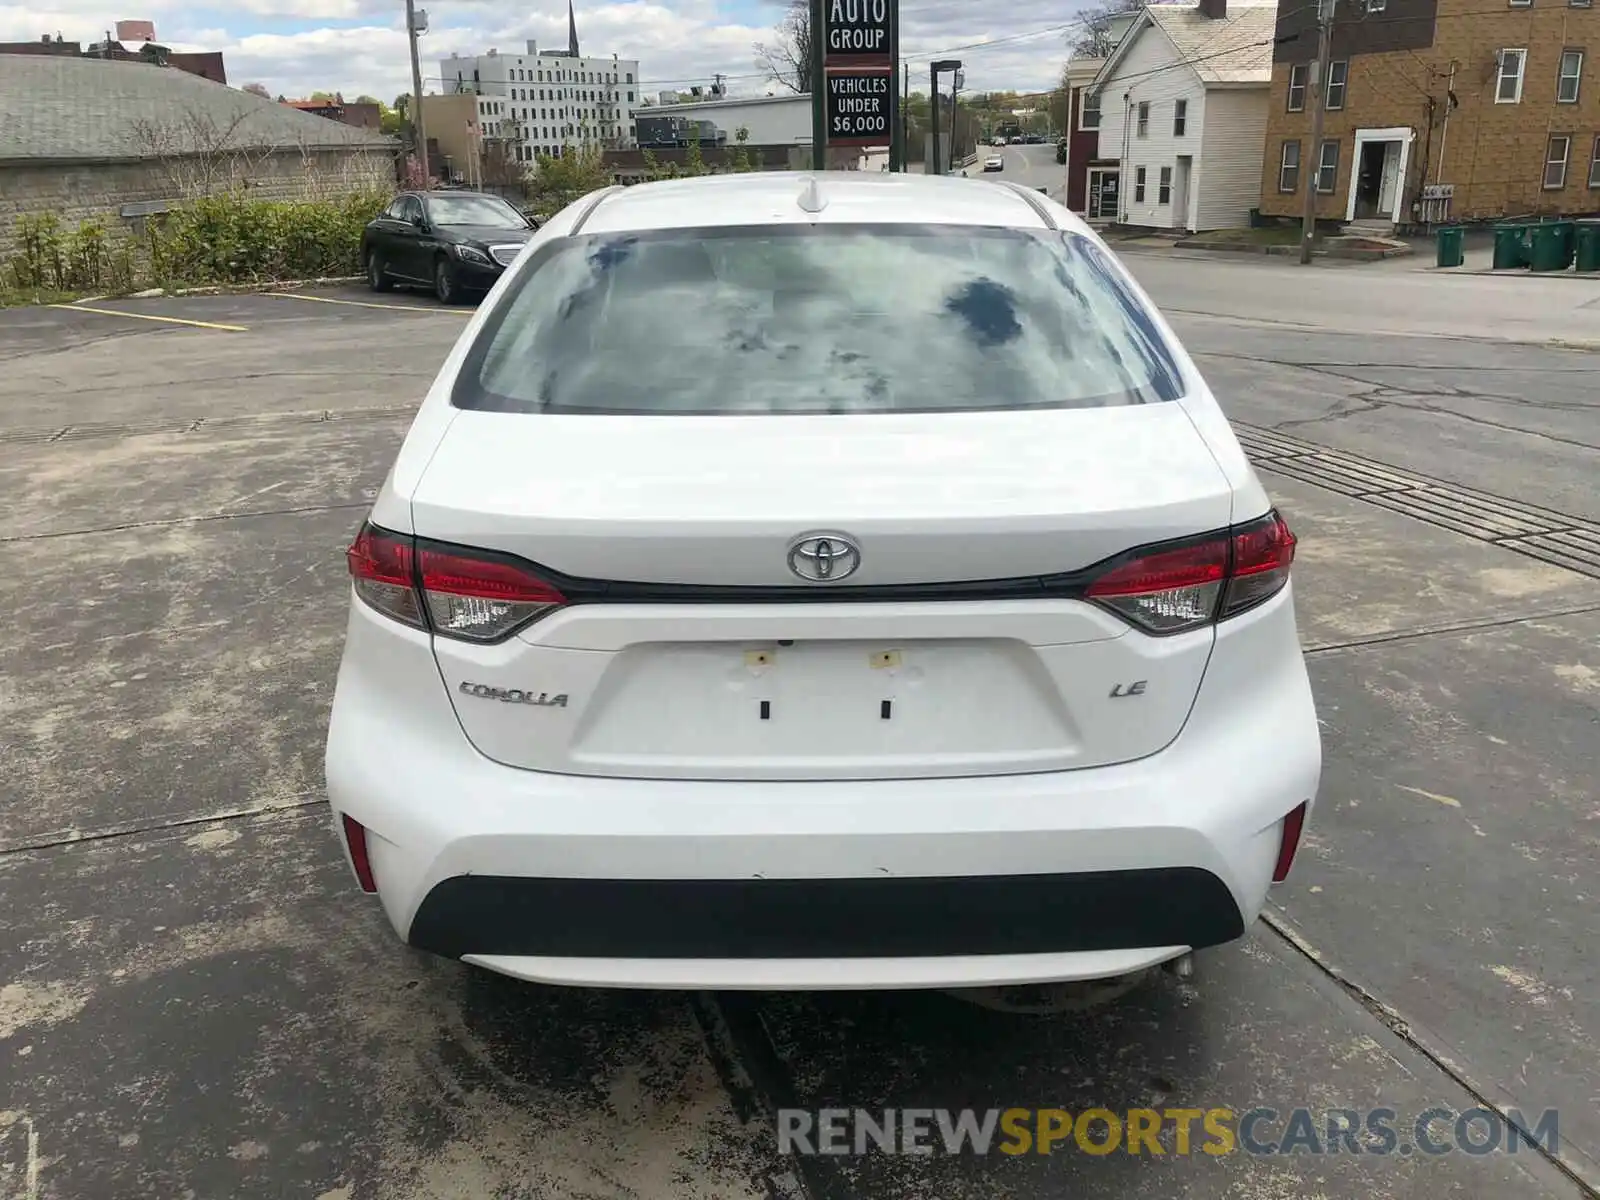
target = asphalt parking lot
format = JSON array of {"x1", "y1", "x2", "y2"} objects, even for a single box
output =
[{"x1": 1, "y1": 275, "x2": 1596, "y2": 1200}]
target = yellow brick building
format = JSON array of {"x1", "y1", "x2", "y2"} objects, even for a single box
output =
[{"x1": 1258, "y1": 0, "x2": 1600, "y2": 226}]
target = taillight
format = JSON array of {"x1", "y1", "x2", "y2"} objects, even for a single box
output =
[
  {"x1": 345, "y1": 523, "x2": 567, "y2": 642},
  {"x1": 1222, "y1": 511, "x2": 1296, "y2": 618},
  {"x1": 347, "y1": 525, "x2": 423, "y2": 629},
  {"x1": 1085, "y1": 511, "x2": 1296, "y2": 635},
  {"x1": 417, "y1": 544, "x2": 566, "y2": 642},
  {"x1": 1085, "y1": 538, "x2": 1229, "y2": 634}
]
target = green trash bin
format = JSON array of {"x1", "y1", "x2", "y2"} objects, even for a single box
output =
[
  {"x1": 1492, "y1": 222, "x2": 1529, "y2": 269},
  {"x1": 1575, "y1": 219, "x2": 1600, "y2": 271},
  {"x1": 1435, "y1": 225, "x2": 1465, "y2": 268},
  {"x1": 1530, "y1": 220, "x2": 1575, "y2": 272}
]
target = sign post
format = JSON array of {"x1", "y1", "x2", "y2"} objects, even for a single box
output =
[{"x1": 819, "y1": 0, "x2": 897, "y2": 170}]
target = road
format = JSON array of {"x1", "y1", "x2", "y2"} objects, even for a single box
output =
[{"x1": 0, "y1": 255, "x2": 1596, "y2": 1200}]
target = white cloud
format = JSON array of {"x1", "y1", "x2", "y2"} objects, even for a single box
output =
[{"x1": 3, "y1": 0, "x2": 1089, "y2": 103}]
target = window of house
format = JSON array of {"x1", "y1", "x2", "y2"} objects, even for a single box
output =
[
  {"x1": 1509, "y1": 0, "x2": 1531, "y2": 7},
  {"x1": 1496, "y1": 49, "x2": 1526, "y2": 101},
  {"x1": 1316, "y1": 140, "x2": 1339, "y2": 192},
  {"x1": 1365, "y1": 0, "x2": 1386, "y2": 11},
  {"x1": 1558, "y1": 49, "x2": 1583, "y2": 101},
  {"x1": 1326, "y1": 60, "x2": 1348, "y2": 109},
  {"x1": 1081, "y1": 90, "x2": 1102, "y2": 131},
  {"x1": 1545, "y1": 134, "x2": 1571, "y2": 187},
  {"x1": 1137, "y1": 101, "x2": 1150, "y2": 136},
  {"x1": 1173, "y1": 98, "x2": 1187, "y2": 136},
  {"x1": 1135, "y1": 166, "x2": 1147, "y2": 202},
  {"x1": 1158, "y1": 165, "x2": 1173, "y2": 203},
  {"x1": 1287, "y1": 63, "x2": 1307, "y2": 111},
  {"x1": 1278, "y1": 140, "x2": 1301, "y2": 192},
  {"x1": 1574, "y1": 0, "x2": 1593, "y2": 9},
  {"x1": 1591, "y1": 135, "x2": 1600, "y2": 185}
]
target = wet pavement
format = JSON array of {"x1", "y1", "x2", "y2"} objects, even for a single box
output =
[{"x1": 1, "y1": 278, "x2": 1596, "y2": 1199}]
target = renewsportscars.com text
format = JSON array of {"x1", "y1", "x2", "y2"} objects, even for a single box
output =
[{"x1": 777, "y1": 1106, "x2": 1561, "y2": 1158}]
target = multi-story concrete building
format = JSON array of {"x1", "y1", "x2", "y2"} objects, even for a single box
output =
[
  {"x1": 437, "y1": 4, "x2": 641, "y2": 166},
  {"x1": 1259, "y1": 0, "x2": 1600, "y2": 229}
]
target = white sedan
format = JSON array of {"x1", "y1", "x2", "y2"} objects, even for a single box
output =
[
  {"x1": 983, "y1": 155, "x2": 1005, "y2": 172},
  {"x1": 326, "y1": 171, "x2": 1322, "y2": 992}
]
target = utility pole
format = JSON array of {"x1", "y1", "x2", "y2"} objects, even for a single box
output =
[
  {"x1": 1299, "y1": 0, "x2": 1335, "y2": 265},
  {"x1": 405, "y1": 0, "x2": 429, "y2": 182},
  {"x1": 901, "y1": 62, "x2": 910, "y2": 172},
  {"x1": 929, "y1": 64, "x2": 940, "y2": 176}
]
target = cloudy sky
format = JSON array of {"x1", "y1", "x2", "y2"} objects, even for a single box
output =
[{"x1": 0, "y1": 0, "x2": 1093, "y2": 102}]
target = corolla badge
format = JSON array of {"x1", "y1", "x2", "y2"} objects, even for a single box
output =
[{"x1": 459, "y1": 681, "x2": 568, "y2": 707}]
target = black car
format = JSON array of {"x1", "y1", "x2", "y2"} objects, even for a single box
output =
[{"x1": 361, "y1": 190, "x2": 540, "y2": 304}]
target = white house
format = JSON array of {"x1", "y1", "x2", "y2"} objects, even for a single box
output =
[{"x1": 1091, "y1": 0, "x2": 1277, "y2": 231}]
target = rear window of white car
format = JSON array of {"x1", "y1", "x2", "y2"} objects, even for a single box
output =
[{"x1": 455, "y1": 224, "x2": 1184, "y2": 415}]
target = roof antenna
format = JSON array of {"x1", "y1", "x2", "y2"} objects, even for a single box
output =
[{"x1": 796, "y1": 175, "x2": 827, "y2": 214}]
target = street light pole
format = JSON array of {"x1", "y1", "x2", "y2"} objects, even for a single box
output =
[
  {"x1": 1299, "y1": 0, "x2": 1335, "y2": 265},
  {"x1": 405, "y1": 0, "x2": 429, "y2": 182}
]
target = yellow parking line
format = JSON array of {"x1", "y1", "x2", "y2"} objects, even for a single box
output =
[
  {"x1": 49, "y1": 303, "x2": 246, "y2": 332},
  {"x1": 271, "y1": 292, "x2": 471, "y2": 315}
]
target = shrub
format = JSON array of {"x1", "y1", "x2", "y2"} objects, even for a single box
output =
[{"x1": 3, "y1": 187, "x2": 391, "y2": 297}]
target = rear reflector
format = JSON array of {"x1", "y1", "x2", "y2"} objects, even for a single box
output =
[
  {"x1": 345, "y1": 523, "x2": 567, "y2": 643},
  {"x1": 1085, "y1": 511, "x2": 1297, "y2": 635},
  {"x1": 341, "y1": 813, "x2": 379, "y2": 893},
  {"x1": 1272, "y1": 801, "x2": 1309, "y2": 883}
]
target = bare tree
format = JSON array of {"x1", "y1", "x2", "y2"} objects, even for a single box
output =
[
  {"x1": 1069, "y1": 0, "x2": 1141, "y2": 57},
  {"x1": 241, "y1": 82, "x2": 272, "y2": 98},
  {"x1": 128, "y1": 107, "x2": 280, "y2": 196},
  {"x1": 754, "y1": 0, "x2": 814, "y2": 94}
]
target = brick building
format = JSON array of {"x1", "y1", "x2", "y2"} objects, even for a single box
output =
[
  {"x1": 1259, "y1": 0, "x2": 1600, "y2": 229},
  {"x1": 0, "y1": 25, "x2": 227, "y2": 83},
  {"x1": 0, "y1": 54, "x2": 396, "y2": 258}
]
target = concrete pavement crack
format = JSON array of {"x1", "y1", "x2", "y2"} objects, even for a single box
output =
[
  {"x1": 1, "y1": 500, "x2": 370, "y2": 543},
  {"x1": 1303, "y1": 602, "x2": 1600, "y2": 657},
  {"x1": 1262, "y1": 907, "x2": 1600, "y2": 1197}
]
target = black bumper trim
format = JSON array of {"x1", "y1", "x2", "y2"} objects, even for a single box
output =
[{"x1": 405, "y1": 868, "x2": 1246, "y2": 961}]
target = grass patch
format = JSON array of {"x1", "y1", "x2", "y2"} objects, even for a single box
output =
[
  {"x1": 1183, "y1": 226, "x2": 1303, "y2": 247},
  {"x1": 0, "y1": 286, "x2": 85, "y2": 309}
]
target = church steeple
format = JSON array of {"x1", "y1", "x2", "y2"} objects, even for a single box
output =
[{"x1": 567, "y1": 0, "x2": 580, "y2": 56}]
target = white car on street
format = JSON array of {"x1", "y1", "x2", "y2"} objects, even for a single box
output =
[
  {"x1": 326, "y1": 171, "x2": 1322, "y2": 992},
  {"x1": 983, "y1": 155, "x2": 1005, "y2": 172}
]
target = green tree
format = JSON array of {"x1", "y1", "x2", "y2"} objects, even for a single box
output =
[{"x1": 527, "y1": 142, "x2": 612, "y2": 216}]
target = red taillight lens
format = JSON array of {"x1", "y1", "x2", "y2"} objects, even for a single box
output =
[
  {"x1": 341, "y1": 813, "x2": 379, "y2": 893},
  {"x1": 347, "y1": 524, "x2": 423, "y2": 629},
  {"x1": 417, "y1": 545, "x2": 567, "y2": 642},
  {"x1": 1272, "y1": 801, "x2": 1309, "y2": 882},
  {"x1": 1085, "y1": 538, "x2": 1230, "y2": 633},
  {"x1": 345, "y1": 523, "x2": 567, "y2": 642},
  {"x1": 1224, "y1": 512, "x2": 1297, "y2": 618},
  {"x1": 1084, "y1": 510, "x2": 1297, "y2": 635}
]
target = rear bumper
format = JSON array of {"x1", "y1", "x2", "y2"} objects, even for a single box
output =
[{"x1": 325, "y1": 585, "x2": 1321, "y2": 989}]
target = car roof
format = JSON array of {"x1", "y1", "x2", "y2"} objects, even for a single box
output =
[{"x1": 578, "y1": 171, "x2": 1087, "y2": 235}]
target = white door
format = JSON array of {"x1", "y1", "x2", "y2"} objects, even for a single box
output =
[
  {"x1": 1378, "y1": 143, "x2": 1401, "y2": 215},
  {"x1": 1173, "y1": 157, "x2": 1192, "y2": 230}
]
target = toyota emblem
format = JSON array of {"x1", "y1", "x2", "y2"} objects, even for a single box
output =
[{"x1": 787, "y1": 532, "x2": 862, "y2": 583}]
